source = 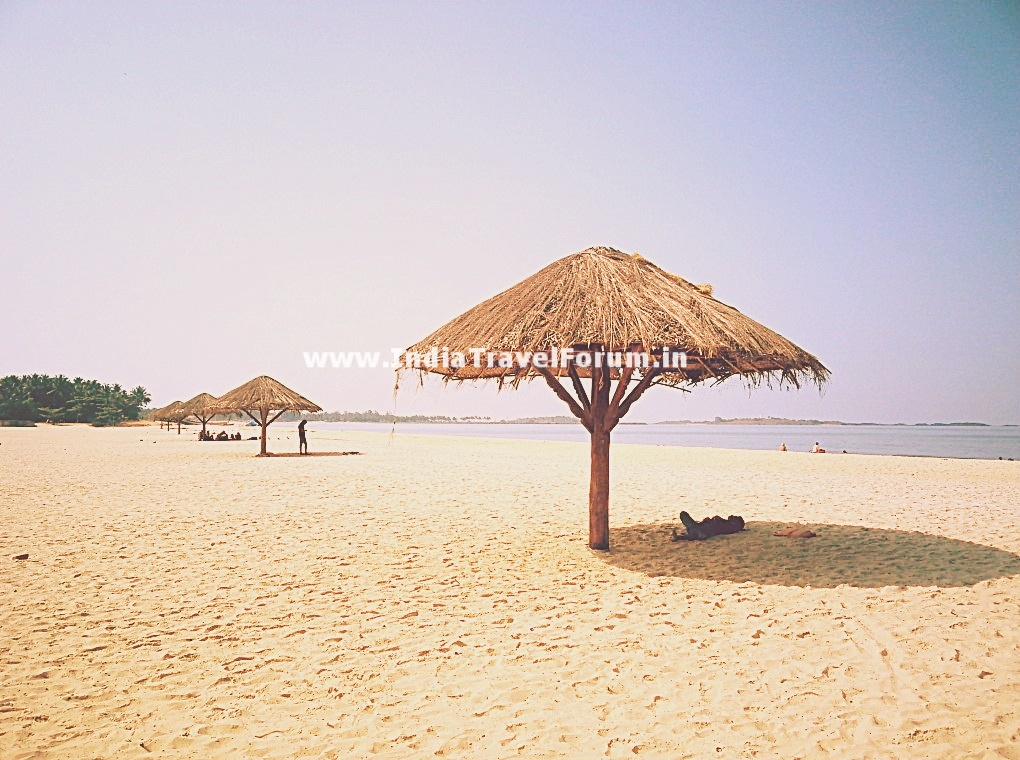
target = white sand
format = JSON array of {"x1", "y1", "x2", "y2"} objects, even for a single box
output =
[{"x1": 1, "y1": 424, "x2": 1018, "y2": 759}]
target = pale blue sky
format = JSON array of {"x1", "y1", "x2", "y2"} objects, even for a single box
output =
[{"x1": 2, "y1": 2, "x2": 1017, "y2": 423}]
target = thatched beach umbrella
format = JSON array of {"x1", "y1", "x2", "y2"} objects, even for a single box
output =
[
  {"x1": 180, "y1": 392, "x2": 219, "y2": 436},
  {"x1": 153, "y1": 400, "x2": 187, "y2": 434},
  {"x1": 404, "y1": 246, "x2": 828, "y2": 551},
  {"x1": 211, "y1": 376, "x2": 321, "y2": 456}
]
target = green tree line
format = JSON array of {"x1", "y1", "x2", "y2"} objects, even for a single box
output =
[{"x1": 0, "y1": 374, "x2": 151, "y2": 426}]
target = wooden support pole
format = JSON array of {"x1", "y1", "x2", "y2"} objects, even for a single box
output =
[
  {"x1": 567, "y1": 364, "x2": 591, "y2": 414},
  {"x1": 608, "y1": 366, "x2": 634, "y2": 417},
  {"x1": 610, "y1": 368, "x2": 660, "y2": 428},
  {"x1": 536, "y1": 352, "x2": 662, "y2": 552},
  {"x1": 535, "y1": 365, "x2": 591, "y2": 431},
  {"x1": 588, "y1": 346, "x2": 612, "y2": 551}
]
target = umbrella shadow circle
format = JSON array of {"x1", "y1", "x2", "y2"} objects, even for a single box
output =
[{"x1": 602, "y1": 522, "x2": 1020, "y2": 588}]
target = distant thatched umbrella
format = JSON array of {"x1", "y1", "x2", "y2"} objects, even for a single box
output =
[
  {"x1": 179, "y1": 393, "x2": 219, "y2": 436},
  {"x1": 404, "y1": 246, "x2": 828, "y2": 551},
  {"x1": 153, "y1": 400, "x2": 187, "y2": 434},
  {"x1": 211, "y1": 376, "x2": 322, "y2": 456}
]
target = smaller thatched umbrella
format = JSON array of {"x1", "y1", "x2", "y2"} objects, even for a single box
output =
[
  {"x1": 153, "y1": 401, "x2": 187, "y2": 434},
  {"x1": 180, "y1": 392, "x2": 219, "y2": 436},
  {"x1": 211, "y1": 376, "x2": 321, "y2": 456}
]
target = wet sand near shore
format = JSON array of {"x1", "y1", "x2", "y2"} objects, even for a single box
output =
[{"x1": 1, "y1": 424, "x2": 1018, "y2": 758}]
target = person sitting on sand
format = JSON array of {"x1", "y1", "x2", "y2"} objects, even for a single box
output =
[
  {"x1": 671, "y1": 511, "x2": 745, "y2": 541},
  {"x1": 779, "y1": 442, "x2": 787, "y2": 451},
  {"x1": 216, "y1": 430, "x2": 228, "y2": 441},
  {"x1": 811, "y1": 441, "x2": 825, "y2": 453}
]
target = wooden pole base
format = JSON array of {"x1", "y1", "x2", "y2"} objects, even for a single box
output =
[{"x1": 589, "y1": 426, "x2": 610, "y2": 551}]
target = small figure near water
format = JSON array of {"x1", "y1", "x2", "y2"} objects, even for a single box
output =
[
  {"x1": 779, "y1": 442, "x2": 787, "y2": 451},
  {"x1": 671, "y1": 511, "x2": 745, "y2": 541},
  {"x1": 298, "y1": 419, "x2": 308, "y2": 455},
  {"x1": 811, "y1": 441, "x2": 825, "y2": 453}
]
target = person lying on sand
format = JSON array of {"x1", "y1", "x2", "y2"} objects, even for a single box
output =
[
  {"x1": 773, "y1": 525, "x2": 817, "y2": 538},
  {"x1": 671, "y1": 511, "x2": 745, "y2": 541}
]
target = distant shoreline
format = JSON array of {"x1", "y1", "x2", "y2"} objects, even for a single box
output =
[{"x1": 280, "y1": 412, "x2": 1012, "y2": 427}]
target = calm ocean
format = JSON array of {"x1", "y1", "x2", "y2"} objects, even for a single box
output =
[{"x1": 281, "y1": 421, "x2": 1020, "y2": 461}]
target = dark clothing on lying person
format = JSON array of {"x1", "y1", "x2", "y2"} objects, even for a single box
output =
[{"x1": 672, "y1": 511, "x2": 745, "y2": 541}]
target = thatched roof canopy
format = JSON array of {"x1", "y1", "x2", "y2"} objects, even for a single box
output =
[
  {"x1": 405, "y1": 246, "x2": 828, "y2": 388},
  {"x1": 180, "y1": 393, "x2": 219, "y2": 418},
  {"x1": 212, "y1": 376, "x2": 321, "y2": 415},
  {"x1": 153, "y1": 400, "x2": 187, "y2": 422},
  {"x1": 179, "y1": 392, "x2": 220, "y2": 434}
]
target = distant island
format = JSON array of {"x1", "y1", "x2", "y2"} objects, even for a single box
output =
[
  {"x1": 282, "y1": 410, "x2": 580, "y2": 425},
  {"x1": 656, "y1": 417, "x2": 991, "y2": 427},
  {"x1": 276, "y1": 411, "x2": 995, "y2": 427},
  {"x1": 279, "y1": 409, "x2": 492, "y2": 424}
]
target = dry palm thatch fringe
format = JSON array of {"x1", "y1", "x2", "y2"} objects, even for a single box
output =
[{"x1": 403, "y1": 246, "x2": 829, "y2": 391}]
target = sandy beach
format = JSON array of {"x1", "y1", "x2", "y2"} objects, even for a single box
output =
[{"x1": 1, "y1": 424, "x2": 1018, "y2": 759}]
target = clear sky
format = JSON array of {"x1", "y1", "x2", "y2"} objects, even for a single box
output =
[{"x1": 2, "y1": 2, "x2": 1017, "y2": 423}]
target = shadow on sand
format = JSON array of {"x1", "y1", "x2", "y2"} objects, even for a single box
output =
[
  {"x1": 257, "y1": 452, "x2": 363, "y2": 458},
  {"x1": 601, "y1": 522, "x2": 1020, "y2": 588}
]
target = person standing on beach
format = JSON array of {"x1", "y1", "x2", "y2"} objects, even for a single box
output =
[{"x1": 298, "y1": 419, "x2": 308, "y2": 455}]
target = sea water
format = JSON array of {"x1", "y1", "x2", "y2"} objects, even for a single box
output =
[{"x1": 279, "y1": 421, "x2": 1020, "y2": 460}]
